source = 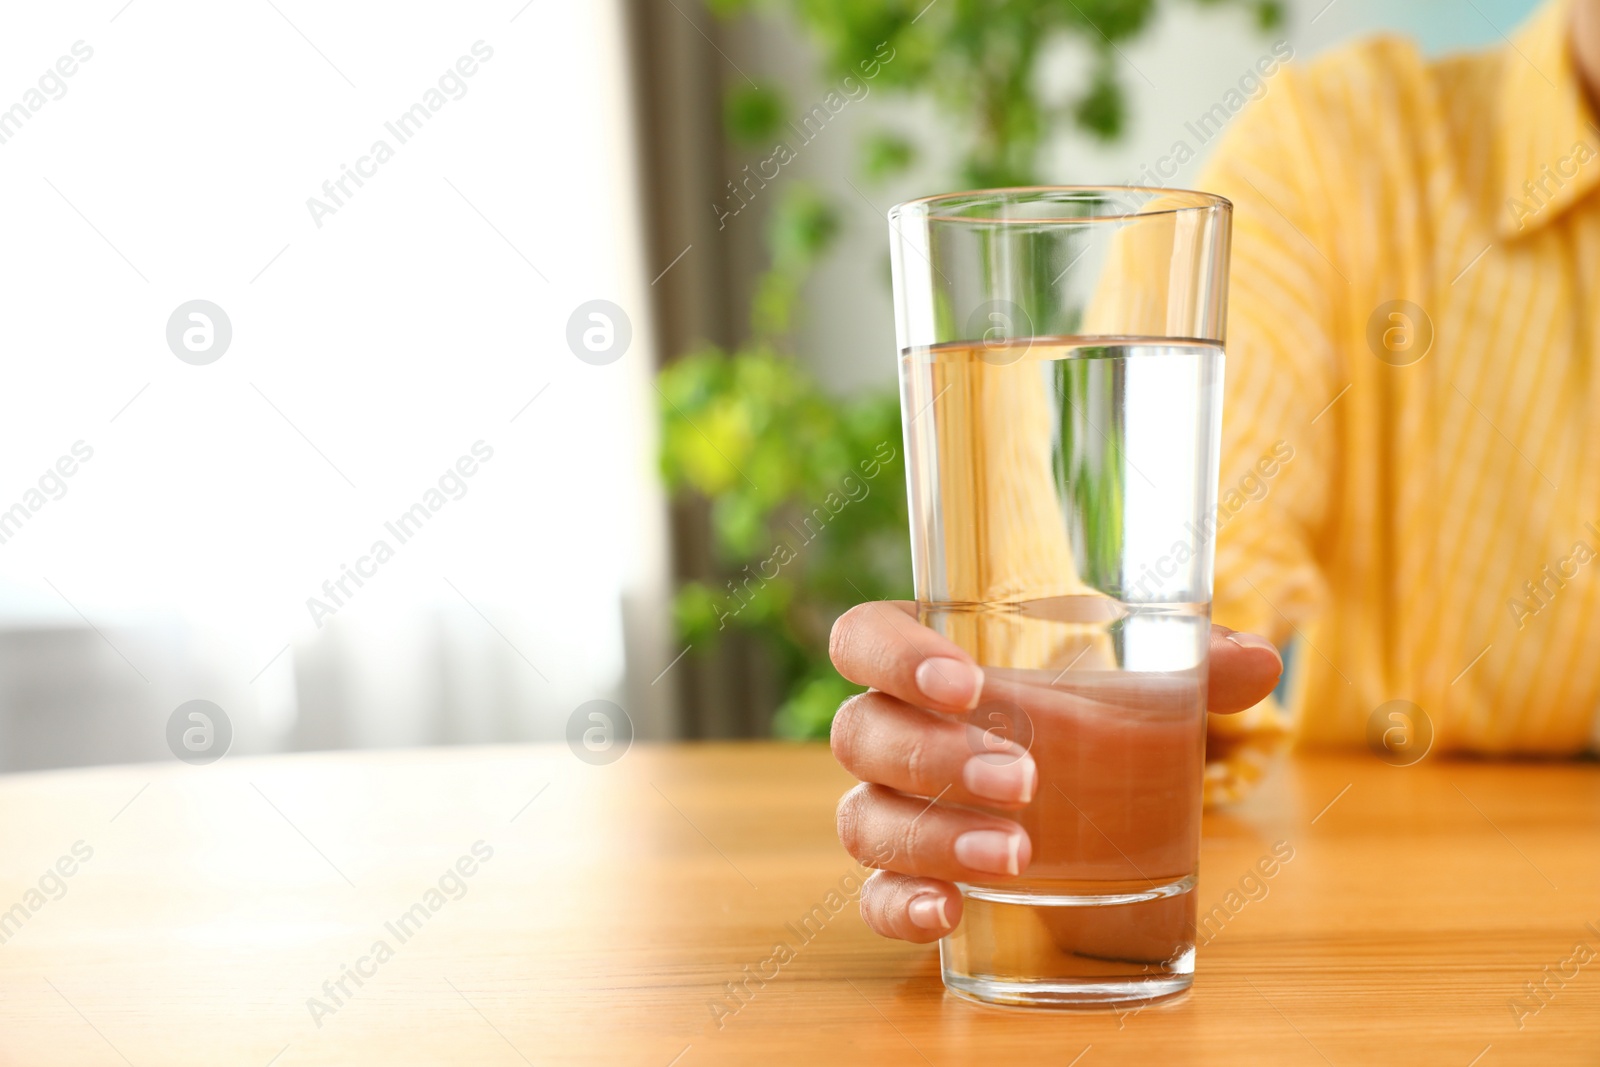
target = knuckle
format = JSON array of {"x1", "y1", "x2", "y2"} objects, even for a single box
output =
[
  {"x1": 896, "y1": 806, "x2": 923, "y2": 870},
  {"x1": 902, "y1": 731, "x2": 929, "y2": 794},
  {"x1": 835, "y1": 784, "x2": 871, "y2": 858},
  {"x1": 828, "y1": 606, "x2": 867, "y2": 673},
  {"x1": 829, "y1": 693, "x2": 867, "y2": 769},
  {"x1": 858, "y1": 870, "x2": 892, "y2": 932}
]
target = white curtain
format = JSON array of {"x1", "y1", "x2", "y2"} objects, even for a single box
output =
[{"x1": 0, "y1": 0, "x2": 673, "y2": 770}]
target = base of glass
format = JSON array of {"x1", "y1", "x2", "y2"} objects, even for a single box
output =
[
  {"x1": 942, "y1": 968, "x2": 1194, "y2": 1009},
  {"x1": 940, "y1": 876, "x2": 1198, "y2": 1009}
]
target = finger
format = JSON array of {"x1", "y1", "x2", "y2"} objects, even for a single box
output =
[
  {"x1": 858, "y1": 870, "x2": 963, "y2": 943},
  {"x1": 829, "y1": 600, "x2": 983, "y2": 713},
  {"x1": 831, "y1": 691, "x2": 1037, "y2": 808},
  {"x1": 1207, "y1": 625, "x2": 1284, "y2": 713},
  {"x1": 836, "y1": 783, "x2": 1031, "y2": 882}
]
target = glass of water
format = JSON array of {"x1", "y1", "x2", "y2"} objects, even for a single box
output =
[{"x1": 888, "y1": 187, "x2": 1231, "y2": 1007}]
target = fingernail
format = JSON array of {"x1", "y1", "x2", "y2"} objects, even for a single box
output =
[
  {"x1": 1226, "y1": 631, "x2": 1281, "y2": 661},
  {"x1": 916, "y1": 657, "x2": 984, "y2": 709},
  {"x1": 907, "y1": 893, "x2": 951, "y2": 931},
  {"x1": 953, "y1": 829, "x2": 1025, "y2": 876},
  {"x1": 962, "y1": 753, "x2": 1037, "y2": 804}
]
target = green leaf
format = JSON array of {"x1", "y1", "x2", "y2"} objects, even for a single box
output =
[
  {"x1": 1073, "y1": 61, "x2": 1125, "y2": 142},
  {"x1": 860, "y1": 130, "x2": 916, "y2": 181},
  {"x1": 724, "y1": 84, "x2": 787, "y2": 145},
  {"x1": 673, "y1": 582, "x2": 724, "y2": 645},
  {"x1": 712, "y1": 491, "x2": 768, "y2": 557},
  {"x1": 703, "y1": 0, "x2": 756, "y2": 17},
  {"x1": 768, "y1": 184, "x2": 841, "y2": 268},
  {"x1": 1063, "y1": 0, "x2": 1156, "y2": 41},
  {"x1": 751, "y1": 269, "x2": 800, "y2": 340},
  {"x1": 773, "y1": 671, "x2": 861, "y2": 740}
]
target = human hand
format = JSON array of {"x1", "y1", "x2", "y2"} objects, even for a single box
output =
[{"x1": 828, "y1": 600, "x2": 1283, "y2": 943}]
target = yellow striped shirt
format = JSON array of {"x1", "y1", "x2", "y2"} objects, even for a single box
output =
[{"x1": 1199, "y1": 0, "x2": 1600, "y2": 802}]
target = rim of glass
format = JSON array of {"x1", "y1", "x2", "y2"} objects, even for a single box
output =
[{"x1": 889, "y1": 185, "x2": 1232, "y2": 224}]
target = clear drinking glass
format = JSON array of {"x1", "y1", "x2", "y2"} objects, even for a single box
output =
[{"x1": 888, "y1": 187, "x2": 1231, "y2": 1008}]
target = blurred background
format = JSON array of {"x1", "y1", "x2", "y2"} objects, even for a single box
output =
[{"x1": 0, "y1": 0, "x2": 1540, "y2": 771}]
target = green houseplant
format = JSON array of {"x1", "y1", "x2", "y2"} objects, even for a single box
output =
[{"x1": 658, "y1": 0, "x2": 1282, "y2": 738}]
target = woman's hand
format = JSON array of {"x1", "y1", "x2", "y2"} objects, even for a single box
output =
[{"x1": 827, "y1": 600, "x2": 1284, "y2": 943}]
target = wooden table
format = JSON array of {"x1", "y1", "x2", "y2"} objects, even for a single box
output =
[{"x1": 1, "y1": 744, "x2": 1597, "y2": 1065}]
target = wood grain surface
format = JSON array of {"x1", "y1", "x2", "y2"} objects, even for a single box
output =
[{"x1": 0, "y1": 743, "x2": 1596, "y2": 1065}]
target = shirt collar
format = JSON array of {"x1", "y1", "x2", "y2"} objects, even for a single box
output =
[{"x1": 1498, "y1": 0, "x2": 1600, "y2": 238}]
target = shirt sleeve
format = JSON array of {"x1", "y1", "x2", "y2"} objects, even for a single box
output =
[{"x1": 1192, "y1": 68, "x2": 1343, "y2": 805}]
